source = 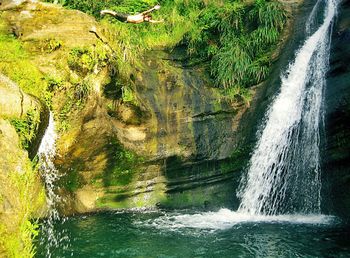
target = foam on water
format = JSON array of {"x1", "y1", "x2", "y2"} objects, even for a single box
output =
[{"x1": 141, "y1": 209, "x2": 335, "y2": 231}]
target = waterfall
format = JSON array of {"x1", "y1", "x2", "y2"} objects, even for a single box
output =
[
  {"x1": 121, "y1": 0, "x2": 340, "y2": 233},
  {"x1": 38, "y1": 112, "x2": 68, "y2": 257},
  {"x1": 237, "y1": 0, "x2": 337, "y2": 215},
  {"x1": 135, "y1": 0, "x2": 338, "y2": 232}
]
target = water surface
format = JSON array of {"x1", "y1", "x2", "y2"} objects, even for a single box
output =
[{"x1": 35, "y1": 209, "x2": 350, "y2": 257}]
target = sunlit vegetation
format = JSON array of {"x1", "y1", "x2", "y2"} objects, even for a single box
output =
[
  {"x1": 0, "y1": 20, "x2": 46, "y2": 257},
  {"x1": 0, "y1": 22, "x2": 48, "y2": 101},
  {"x1": 44, "y1": 0, "x2": 286, "y2": 102},
  {"x1": 67, "y1": 44, "x2": 109, "y2": 76}
]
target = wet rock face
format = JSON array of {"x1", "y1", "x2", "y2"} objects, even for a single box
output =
[
  {"x1": 68, "y1": 50, "x2": 250, "y2": 212},
  {"x1": 134, "y1": 49, "x2": 243, "y2": 161},
  {"x1": 323, "y1": 0, "x2": 350, "y2": 218}
]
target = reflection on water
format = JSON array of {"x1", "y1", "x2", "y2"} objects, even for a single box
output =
[{"x1": 36, "y1": 210, "x2": 350, "y2": 258}]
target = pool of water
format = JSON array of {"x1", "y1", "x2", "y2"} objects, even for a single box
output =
[{"x1": 35, "y1": 209, "x2": 350, "y2": 257}]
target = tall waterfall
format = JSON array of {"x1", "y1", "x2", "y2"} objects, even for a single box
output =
[
  {"x1": 38, "y1": 113, "x2": 68, "y2": 257},
  {"x1": 237, "y1": 0, "x2": 337, "y2": 215}
]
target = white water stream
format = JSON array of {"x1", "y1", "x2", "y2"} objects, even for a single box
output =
[{"x1": 38, "y1": 112, "x2": 68, "y2": 257}]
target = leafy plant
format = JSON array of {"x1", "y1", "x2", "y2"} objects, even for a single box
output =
[
  {"x1": 10, "y1": 109, "x2": 41, "y2": 150},
  {"x1": 45, "y1": 38, "x2": 63, "y2": 53},
  {"x1": 67, "y1": 47, "x2": 96, "y2": 75},
  {"x1": 74, "y1": 80, "x2": 91, "y2": 100},
  {"x1": 67, "y1": 44, "x2": 110, "y2": 76},
  {"x1": 121, "y1": 86, "x2": 134, "y2": 102}
]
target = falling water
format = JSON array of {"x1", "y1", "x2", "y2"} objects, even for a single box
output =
[
  {"x1": 38, "y1": 112, "x2": 68, "y2": 257},
  {"x1": 237, "y1": 0, "x2": 337, "y2": 215}
]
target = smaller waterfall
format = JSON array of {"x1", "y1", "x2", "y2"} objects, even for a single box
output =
[{"x1": 38, "y1": 112, "x2": 68, "y2": 257}]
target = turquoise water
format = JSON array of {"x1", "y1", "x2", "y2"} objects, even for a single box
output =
[{"x1": 35, "y1": 209, "x2": 350, "y2": 257}]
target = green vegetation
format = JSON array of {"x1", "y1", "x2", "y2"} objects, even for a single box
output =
[
  {"x1": 45, "y1": 0, "x2": 286, "y2": 102},
  {"x1": 67, "y1": 44, "x2": 109, "y2": 76},
  {"x1": 55, "y1": 76, "x2": 95, "y2": 132},
  {"x1": 34, "y1": 38, "x2": 63, "y2": 53},
  {"x1": 0, "y1": 23, "x2": 48, "y2": 101},
  {"x1": 0, "y1": 20, "x2": 46, "y2": 257},
  {"x1": 10, "y1": 109, "x2": 41, "y2": 150}
]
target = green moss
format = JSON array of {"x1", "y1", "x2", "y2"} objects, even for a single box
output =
[
  {"x1": 101, "y1": 138, "x2": 144, "y2": 187},
  {"x1": 59, "y1": 166, "x2": 83, "y2": 193},
  {"x1": 96, "y1": 180, "x2": 166, "y2": 209},
  {"x1": 226, "y1": 146, "x2": 252, "y2": 172},
  {"x1": 0, "y1": 27, "x2": 48, "y2": 101}
]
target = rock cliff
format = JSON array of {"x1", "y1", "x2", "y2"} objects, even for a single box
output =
[
  {"x1": 0, "y1": 0, "x2": 297, "y2": 213},
  {"x1": 323, "y1": 0, "x2": 350, "y2": 218}
]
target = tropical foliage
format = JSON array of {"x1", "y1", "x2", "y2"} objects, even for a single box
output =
[{"x1": 45, "y1": 0, "x2": 286, "y2": 99}]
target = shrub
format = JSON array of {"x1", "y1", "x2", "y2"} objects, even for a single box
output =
[{"x1": 67, "y1": 44, "x2": 110, "y2": 76}]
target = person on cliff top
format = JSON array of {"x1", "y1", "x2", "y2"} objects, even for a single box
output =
[{"x1": 100, "y1": 4, "x2": 164, "y2": 24}]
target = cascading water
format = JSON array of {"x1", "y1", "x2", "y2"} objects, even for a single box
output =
[
  {"x1": 237, "y1": 0, "x2": 337, "y2": 215},
  {"x1": 38, "y1": 112, "x2": 68, "y2": 257}
]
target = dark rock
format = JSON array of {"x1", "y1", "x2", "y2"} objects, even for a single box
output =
[{"x1": 322, "y1": 0, "x2": 350, "y2": 219}]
